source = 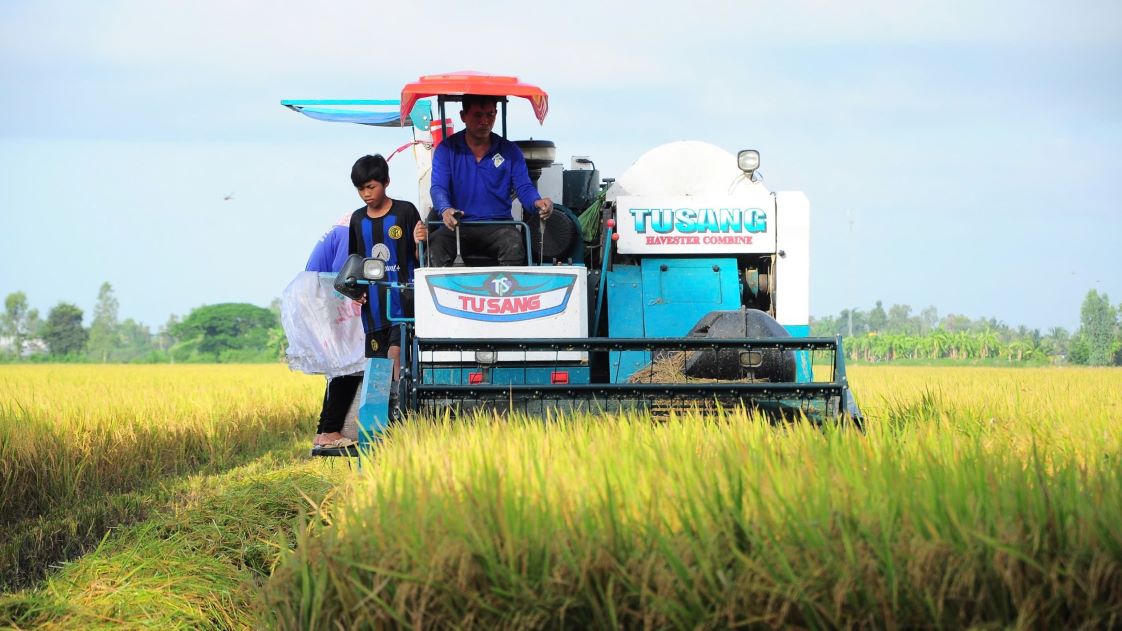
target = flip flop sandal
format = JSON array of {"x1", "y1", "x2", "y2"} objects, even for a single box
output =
[{"x1": 311, "y1": 443, "x2": 359, "y2": 458}]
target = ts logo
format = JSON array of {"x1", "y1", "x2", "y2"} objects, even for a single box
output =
[{"x1": 489, "y1": 275, "x2": 511, "y2": 296}]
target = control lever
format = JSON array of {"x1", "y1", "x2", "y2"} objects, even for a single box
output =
[{"x1": 452, "y1": 210, "x2": 465, "y2": 267}]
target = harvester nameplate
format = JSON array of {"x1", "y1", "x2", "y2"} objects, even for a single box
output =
[
  {"x1": 414, "y1": 267, "x2": 588, "y2": 340},
  {"x1": 616, "y1": 195, "x2": 778, "y2": 254}
]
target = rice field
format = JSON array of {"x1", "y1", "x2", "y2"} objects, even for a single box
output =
[
  {"x1": 2, "y1": 365, "x2": 1121, "y2": 629},
  {"x1": 264, "y1": 367, "x2": 1122, "y2": 630},
  {"x1": 0, "y1": 364, "x2": 322, "y2": 590}
]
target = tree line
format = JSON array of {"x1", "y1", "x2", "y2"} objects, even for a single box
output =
[
  {"x1": 811, "y1": 290, "x2": 1122, "y2": 366},
  {"x1": 3, "y1": 284, "x2": 1119, "y2": 366},
  {"x1": 0, "y1": 283, "x2": 283, "y2": 363}
]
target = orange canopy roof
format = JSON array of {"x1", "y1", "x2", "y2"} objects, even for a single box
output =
[{"x1": 400, "y1": 71, "x2": 549, "y2": 125}]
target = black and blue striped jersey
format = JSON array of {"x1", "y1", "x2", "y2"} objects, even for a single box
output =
[{"x1": 347, "y1": 200, "x2": 422, "y2": 332}]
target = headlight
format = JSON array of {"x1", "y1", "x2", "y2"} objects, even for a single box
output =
[
  {"x1": 362, "y1": 258, "x2": 387, "y2": 281},
  {"x1": 737, "y1": 149, "x2": 760, "y2": 173},
  {"x1": 475, "y1": 351, "x2": 496, "y2": 365}
]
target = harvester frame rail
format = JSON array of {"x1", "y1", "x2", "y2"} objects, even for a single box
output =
[
  {"x1": 410, "y1": 382, "x2": 845, "y2": 400},
  {"x1": 413, "y1": 336, "x2": 845, "y2": 352},
  {"x1": 404, "y1": 335, "x2": 855, "y2": 422}
]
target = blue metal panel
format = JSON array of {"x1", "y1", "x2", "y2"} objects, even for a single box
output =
[
  {"x1": 422, "y1": 365, "x2": 590, "y2": 385},
  {"x1": 422, "y1": 367, "x2": 463, "y2": 384},
  {"x1": 640, "y1": 258, "x2": 741, "y2": 337},
  {"x1": 783, "y1": 324, "x2": 814, "y2": 383},
  {"x1": 607, "y1": 266, "x2": 648, "y2": 382},
  {"x1": 358, "y1": 358, "x2": 394, "y2": 444},
  {"x1": 494, "y1": 366, "x2": 590, "y2": 385}
]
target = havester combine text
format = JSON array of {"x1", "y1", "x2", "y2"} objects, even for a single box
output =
[{"x1": 283, "y1": 72, "x2": 862, "y2": 450}]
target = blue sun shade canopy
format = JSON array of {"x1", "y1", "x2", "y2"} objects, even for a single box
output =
[{"x1": 281, "y1": 99, "x2": 432, "y2": 129}]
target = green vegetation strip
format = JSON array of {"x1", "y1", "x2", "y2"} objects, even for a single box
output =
[
  {"x1": 0, "y1": 445, "x2": 342, "y2": 630},
  {"x1": 264, "y1": 407, "x2": 1122, "y2": 630}
]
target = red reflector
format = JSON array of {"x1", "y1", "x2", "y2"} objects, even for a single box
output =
[
  {"x1": 550, "y1": 371, "x2": 569, "y2": 384},
  {"x1": 468, "y1": 372, "x2": 484, "y2": 384}
]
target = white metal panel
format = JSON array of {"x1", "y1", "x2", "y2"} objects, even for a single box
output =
[
  {"x1": 538, "y1": 163, "x2": 563, "y2": 201},
  {"x1": 774, "y1": 191, "x2": 810, "y2": 326},
  {"x1": 415, "y1": 266, "x2": 588, "y2": 361}
]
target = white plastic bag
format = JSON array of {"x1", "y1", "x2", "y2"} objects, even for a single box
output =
[{"x1": 281, "y1": 272, "x2": 366, "y2": 378}]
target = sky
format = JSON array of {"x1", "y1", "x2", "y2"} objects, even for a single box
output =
[{"x1": 1, "y1": 0, "x2": 1120, "y2": 332}]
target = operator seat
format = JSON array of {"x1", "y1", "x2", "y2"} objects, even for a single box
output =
[{"x1": 421, "y1": 207, "x2": 580, "y2": 267}]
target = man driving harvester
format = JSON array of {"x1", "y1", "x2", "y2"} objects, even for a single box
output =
[{"x1": 427, "y1": 94, "x2": 553, "y2": 266}]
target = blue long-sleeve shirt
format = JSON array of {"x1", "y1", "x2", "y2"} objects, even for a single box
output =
[
  {"x1": 430, "y1": 131, "x2": 542, "y2": 221},
  {"x1": 304, "y1": 224, "x2": 350, "y2": 273}
]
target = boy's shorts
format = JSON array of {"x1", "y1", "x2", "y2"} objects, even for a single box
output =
[{"x1": 365, "y1": 326, "x2": 402, "y2": 359}]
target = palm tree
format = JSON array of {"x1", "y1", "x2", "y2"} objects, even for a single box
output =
[
  {"x1": 914, "y1": 335, "x2": 934, "y2": 359},
  {"x1": 845, "y1": 336, "x2": 866, "y2": 362},
  {"x1": 900, "y1": 334, "x2": 921, "y2": 360},
  {"x1": 882, "y1": 334, "x2": 901, "y2": 361},
  {"x1": 930, "y1": 330, "x2": 950, "y2": 359},
  {"x1": 952, "y1": 331, "x2": 978, "y2": 360},
  {"x1": 977, "y1": 328, "x2": 1000, "y2": 359},
  {"x1": 1043, "y1": 327, "x2": 1070, "y2": 359},
  {"x1": 1007, "y1": 340, "x2": 1030, "y2": 362}
]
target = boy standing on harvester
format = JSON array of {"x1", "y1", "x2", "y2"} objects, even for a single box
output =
[
  {"x1": 348, "y1": 154, "x2": 427, "y2": 378},
  {"x1": 311, "y1": 154, "x2": 425, "y2": 452}
]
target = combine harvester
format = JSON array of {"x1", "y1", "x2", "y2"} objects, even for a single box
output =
[{"x1": 284, "y1": 72, "x2": 861, "y2": 451}]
